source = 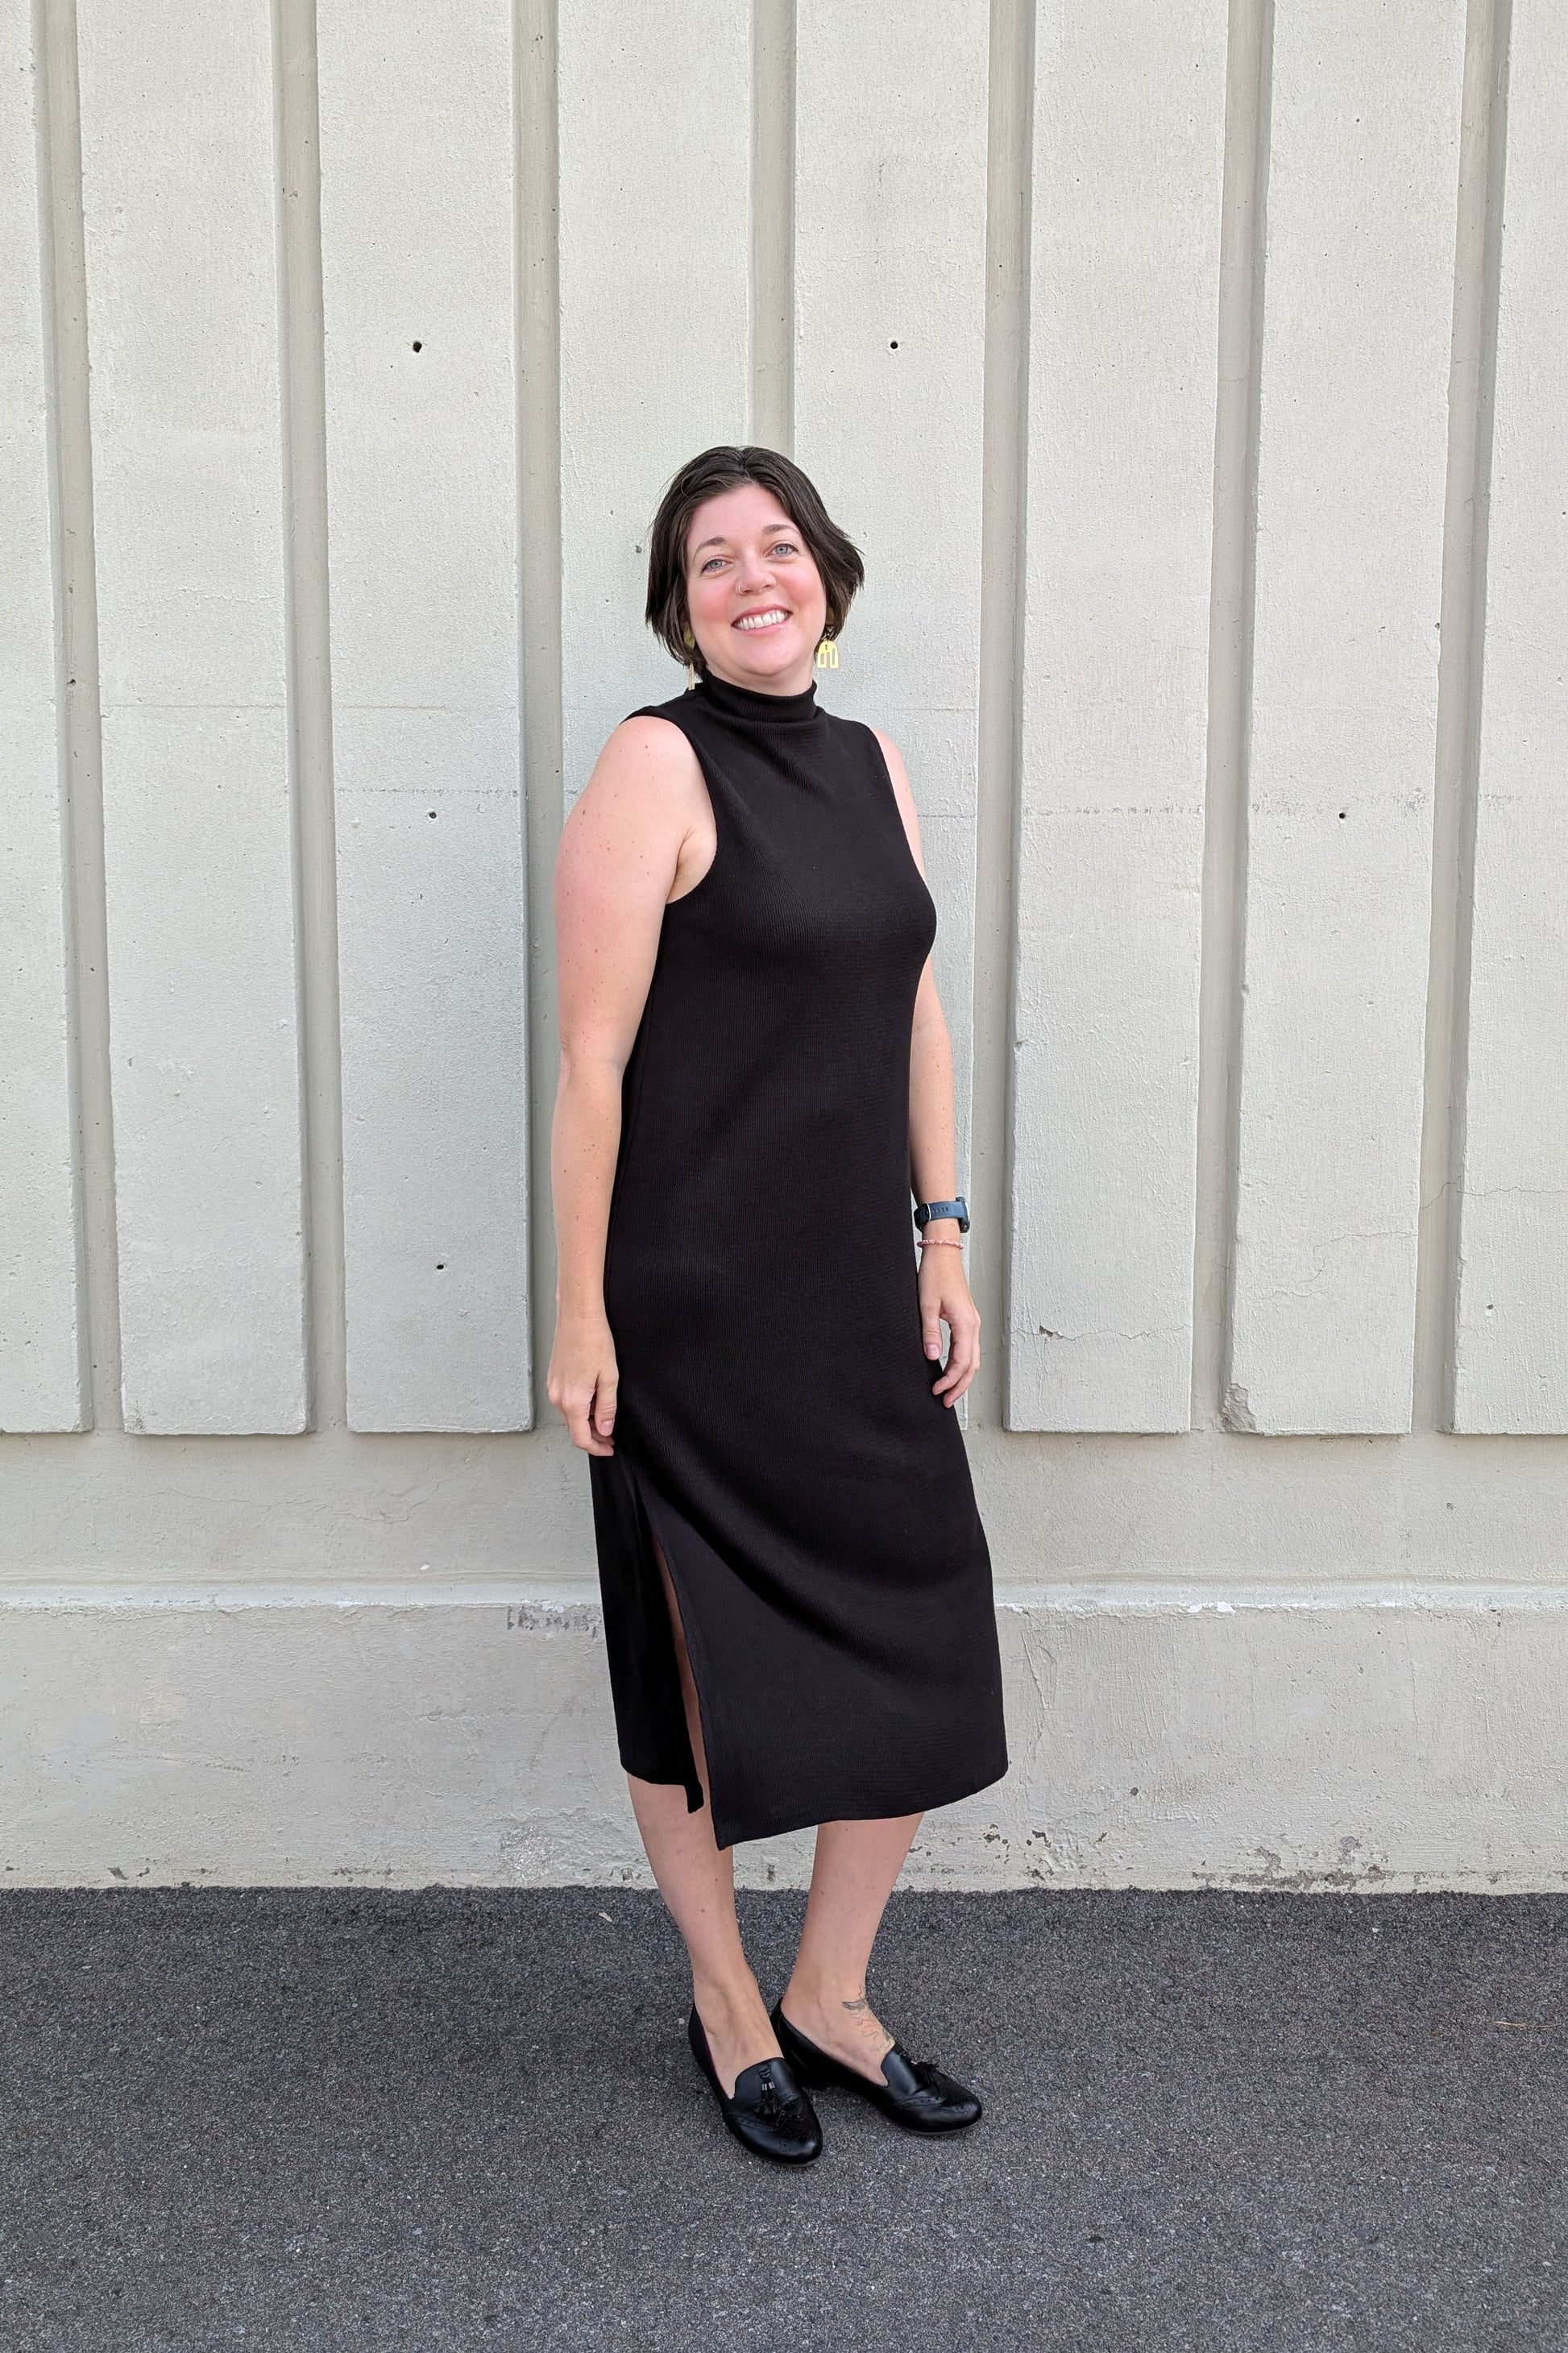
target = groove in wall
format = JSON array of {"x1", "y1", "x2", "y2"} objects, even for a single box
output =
[
  {"x1": 750, "y1": 0, "x2": 794, "y2": 451},
  {"x1": 38, "y1": 0, "x2": 118, "y2": 1431},
  {"x1": 1205, "y1": 0, "x2": 1274, "y2": 1435},
  {"x1": 31, "y1": 0, "x2": 87, "y2": 1426},
  {"x1": 1421, "y1": 0, "x2": 1512, "y2": 1434},
  {"x1": 978, "y1": 0, "x2": 1035, "y2": 1433},
  {"x1": 517, "y1": 0, "x2": 564, "y2": 1418},
  {"x1": 274, "y1": 0, "x2": 342, "y2": 1430}
]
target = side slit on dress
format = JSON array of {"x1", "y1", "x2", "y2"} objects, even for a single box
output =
[
  {"x1": 596, "y1": 1444, "x2": 723, "y2": 1824},
  {"x1": 646, "y1": 1522, "x2": 711, "y2": 1803}
]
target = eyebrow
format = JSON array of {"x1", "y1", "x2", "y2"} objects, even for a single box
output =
[{"x1": 691, "y1": 521, "x2": 799, "y2": 554}]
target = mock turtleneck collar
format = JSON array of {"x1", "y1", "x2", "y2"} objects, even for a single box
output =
[{"x1": 692, "y1": 667, "x2": 820, "y2": 724}]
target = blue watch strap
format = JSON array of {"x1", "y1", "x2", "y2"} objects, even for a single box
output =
[{"x1": 914, "y1": 1197, "x2": 969, "y2": 1233}]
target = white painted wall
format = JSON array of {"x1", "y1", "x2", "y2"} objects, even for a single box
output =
[
  {"x1": 1450, "y1": 0, "x2": 1568, "y2": 1434},
  {"x1": 0, "y1": 0, "x2": 82, "y2": 1433},
  {"x1": 3, "y1": 1, "x2": 1565, "y2": 1890},
  {"x1": 1009, "y1": 0, "x2": 1226, "y2": 1432},
  {"x1": 76, "y1": 0, "x2": 309, "y2": 1435},
  {"x1": 1226, "y1": 0, "x2": 1467, "y2": 1436},
  {"x1": 318, "y1": 0, "x2": 530, "y2": 1432}
]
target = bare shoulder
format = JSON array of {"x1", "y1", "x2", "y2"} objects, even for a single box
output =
[
  {"x1": 583, "y1": 712, "x2": 703, "y2": 803},
  {"x1": 556, "y1": 713, "x2": 708, "y2": 914},
  {"x1": 564, "y1": 713, "x2": 703, "y2": 848},
  {"x1": 866, "y1": 724, "x2": 927, "y2": 880}
]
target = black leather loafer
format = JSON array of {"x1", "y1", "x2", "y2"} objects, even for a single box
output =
[
  {"x1": 687, "y1": 2006, "x2": 823, "y2": 2163},
  {"x1": 770, "y1": 2002, "x2": 982, "y2": 2133}
]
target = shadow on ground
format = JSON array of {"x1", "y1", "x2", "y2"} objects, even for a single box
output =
[{"x1": 1, "y1": 1887, "x2": 1562, "y2": 2351}]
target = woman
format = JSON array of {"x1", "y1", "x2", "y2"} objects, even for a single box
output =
[{"x1": 548, "y1": 446, "x2": 1008, "y2": 2164}]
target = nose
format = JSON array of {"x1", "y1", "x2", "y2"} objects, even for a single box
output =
[{"x1": 733, "y1": 546, "x2": 776, "y2": 593}]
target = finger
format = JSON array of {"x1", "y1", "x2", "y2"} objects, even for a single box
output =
[
  {"x1": 932, "y1": 1321, "x2": 979, "y2": 1398},
  {"x1": 591, "y1": 1375, "x2": 617, "y2": 1440},
  {"x1": 922, "y1": 1307, "x2": 945, "y2": 1362},
  {"x1": 566, "y1": 1394, "x2": 615, "y2": 1456}
]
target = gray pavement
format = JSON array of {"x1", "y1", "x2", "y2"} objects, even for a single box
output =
[{"x1": 1, "y1": 1886, "x2": 1562, "y2": 2351}]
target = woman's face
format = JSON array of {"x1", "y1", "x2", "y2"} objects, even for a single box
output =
[{"x1": 683, "y1": 480, "x2": 828, "y2": 693}]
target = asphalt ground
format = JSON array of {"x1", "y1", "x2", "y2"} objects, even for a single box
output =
[{"x1": 2, "y1": 1886, "x2": 1562, "y2": 2351}]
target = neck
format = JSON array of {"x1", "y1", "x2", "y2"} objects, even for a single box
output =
[
  {"x1": 695, "y1": 666, "x2": 819, "y2": 723},
  {"x1": 701, "y1": 652, "x2": 818, "y2": 697}
]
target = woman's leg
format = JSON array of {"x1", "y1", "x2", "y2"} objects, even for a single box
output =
[
  {"x1": 777, "y1": 1813, "x2": 923, "y2": 2082},
  {"x1": 624, "y1": 1537, "x2": 782, "y2": 2098}
]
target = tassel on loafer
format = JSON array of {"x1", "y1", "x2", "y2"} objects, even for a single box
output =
[
  {"x1": 770, "y1": 2001, "x2": 982, "y2": 2133},
  {"x1": 687, "y1": 2006, "x2": 823, "y2": 2163}
]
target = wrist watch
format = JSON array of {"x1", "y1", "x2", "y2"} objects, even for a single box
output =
[{"x1": 914, "y1": 1196, "x2": 969, "y2": 1233}]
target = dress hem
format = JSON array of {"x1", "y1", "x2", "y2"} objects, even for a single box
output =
[{"x1": 706, "y1": 1749, "x2": 1011, "y2": 1854}]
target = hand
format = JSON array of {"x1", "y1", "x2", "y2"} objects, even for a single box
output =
[
  {"x1": 546, "y1": 1309, "x2": 620, "y2": 1455},
  {"x1": 918, "y1": 1247, "x2": 980, "y2": 1406}
]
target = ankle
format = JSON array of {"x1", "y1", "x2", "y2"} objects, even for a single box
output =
[
  {"x1": 783, "y1": 1972, "x2": 872, "y2": 2023},
  {"x1": 691, "y1": 1967, "x2": 763, "y2": 2024}
]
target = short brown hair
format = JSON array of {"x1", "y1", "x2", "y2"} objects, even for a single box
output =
[{"x1": 645, "y1": 445, "x2": 865, "y2": 677}]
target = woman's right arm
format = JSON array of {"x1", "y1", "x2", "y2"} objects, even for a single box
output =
[{"x1": 547, "y1": 716, "x2": 701, "y2": 1456}]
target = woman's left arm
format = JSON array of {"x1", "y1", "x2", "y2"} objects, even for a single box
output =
[{"x1": 869, "y1": 728, "x2": 980, "y2": 1407}]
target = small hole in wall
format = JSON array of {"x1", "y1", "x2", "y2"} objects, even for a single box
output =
[
  {"x1": 1339, "y1": 810, "x2": 1346, "y2": 819},
  {"x1": 413, "y1": 340, "x2": 422, "y2": 352},
  {"x1": 436, "y1": 1263, "x2": 445, "y2": 1271},
  {"x1": 889, "y1": 339, "x2": 898, "y2": 349},
  {"x1": 429, "y1": 810, "x2": 438, "y2": 818}
]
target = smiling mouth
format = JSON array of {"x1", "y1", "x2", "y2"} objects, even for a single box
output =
[{"x1": 733, "y1": 608, "x2": 791, "y2": 633}]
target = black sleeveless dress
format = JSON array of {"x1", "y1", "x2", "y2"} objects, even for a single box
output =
[{"x1": 587, "y1": 666, "x2": 1008, "y2": 1849}]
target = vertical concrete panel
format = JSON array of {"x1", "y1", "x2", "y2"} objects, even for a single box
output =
[
  {"x1": 1226, "y1": 1, "x2": 1466, "y2": 1434},
  {"x1": 77, "y1": 1, "x2": 306, "y2": 1434},
  {"x1": 1451, "y1": 8, "x2": 1568, "y2": 1433},
  {"x1": 558, "y1": 1, "x2": 753, "y2": 806},
  {"x1": 1007, "y1": 3, "x2": 1227, "y2": 1432},
  {"x1": 794, "y1": 2, "x2": 988, "y2": 1243},
  {"x1": 318, "y1": 2, "x2": 529, "y2": 1432},
  {"x1": 0, "y1": 0, "x2": 84, "y2": 1431}
]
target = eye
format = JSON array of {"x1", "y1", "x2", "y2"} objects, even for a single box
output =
[
  {"x1": 770, "y1": 540, "x2": 799, "y2": 556},
  {"x1": 699, "y1": 555, "x2": 728, "y2": 573}
]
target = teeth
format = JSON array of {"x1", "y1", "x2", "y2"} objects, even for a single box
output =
[{"x1": 736, "y1": 610, "x2": 788, "y2": 629}]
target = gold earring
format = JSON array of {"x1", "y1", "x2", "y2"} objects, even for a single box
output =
[
  {"x1": 815, "y1": 635, "x2": 839, "y2": 670},
  {"x1": 682, "y1": 625, "x2": 697, "y2": 689}
]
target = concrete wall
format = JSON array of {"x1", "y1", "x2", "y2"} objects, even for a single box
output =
[{"x1": 4, "y1": 0, "x2": 1566, "y2": 1892}]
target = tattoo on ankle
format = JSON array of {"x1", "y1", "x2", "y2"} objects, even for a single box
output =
[{"x1": 841, "y1": 1995, "x2": 870, "y2": 2013}]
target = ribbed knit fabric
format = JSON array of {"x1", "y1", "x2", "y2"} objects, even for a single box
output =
[{"x1": 586, "y1": 666, "x2": 1008, "y2": 1848}]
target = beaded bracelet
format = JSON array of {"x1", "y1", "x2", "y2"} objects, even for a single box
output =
[{"x1": 917, "y1": 1236, "x2": 964, "y2": 1248}]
